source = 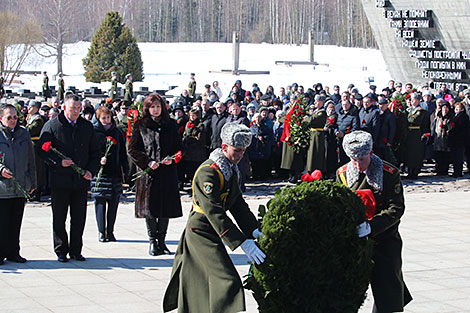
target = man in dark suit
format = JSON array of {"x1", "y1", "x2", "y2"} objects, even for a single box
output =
[{"x1": 39, "y1": 94, "x2": 100, "y2": 262}]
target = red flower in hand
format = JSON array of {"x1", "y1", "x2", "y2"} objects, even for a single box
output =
[
  {"x1": 381, "y1": 137, "x2": 388, "y2": 143},
  {"x1": 451, "y1": 122, "x2": 455, "y2": 128},
  {"x1": 439, "y1": 122, "x2": 443, "y2": 128},
  {"x1": 424, "y1": 133, "x2": 430, "y2": 137},
  {"x1": 42, "y1": 141, "x2": 52, "y2": 152},
  {"x1": 106, "y1": 136, "x2": 117, "y2": 145},
  {"x1": 174, "y1": 151, "x2": 183, "y2": 164},
  {"x1": 186, "y1": 122, "x2": 195, "y2": 129},
  {"x1": 346, "y1": 126, "x2": 351, "y2": 134}
]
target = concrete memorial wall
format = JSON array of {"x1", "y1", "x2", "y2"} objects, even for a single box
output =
[{"x1": 361, "y1": 0, "x2": 470, "y2": 91}]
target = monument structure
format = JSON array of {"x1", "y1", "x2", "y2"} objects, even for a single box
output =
[{"x1": 361, "y1": 0, "x2": 470, "y2": 91}]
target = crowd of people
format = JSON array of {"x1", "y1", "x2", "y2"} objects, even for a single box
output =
[{"x1": 1, "y1": 73, "x2": 470, "y2": 266}]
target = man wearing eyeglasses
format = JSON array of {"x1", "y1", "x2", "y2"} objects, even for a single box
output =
[
  {"x1": 39, "y1": 94, "x2": 100, "y2": 263},
  {"x1": 0, "y1": 104, "x2": 36, "y2": 265}
]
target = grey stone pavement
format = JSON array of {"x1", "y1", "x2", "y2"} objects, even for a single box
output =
[{"x1": 1, "y1": 188, "x2": 470, "y2": 313}]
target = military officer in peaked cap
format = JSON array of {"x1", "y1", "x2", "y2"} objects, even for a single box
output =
[
  {"x1": 336, "y1": 130, "x2": 412, "y2": 313},
  {"x1": 163, "y1": 122, "x2": 265, "y2": 313}
]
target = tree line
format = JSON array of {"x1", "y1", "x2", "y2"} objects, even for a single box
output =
[{"x1": 3, "y1": 0, "x2": 376, "y2": 47}]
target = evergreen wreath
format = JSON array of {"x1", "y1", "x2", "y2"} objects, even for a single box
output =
[{"x1": 244, "y1": 180, "x2": 374, "y2": 313}]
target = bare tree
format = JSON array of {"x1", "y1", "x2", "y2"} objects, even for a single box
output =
[{"x1": 0, "y1": 11, "x2": 42, "y2": 84}]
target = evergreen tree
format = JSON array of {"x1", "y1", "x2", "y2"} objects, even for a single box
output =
[{"x1": 83, "y1": 11, "x2": 143, "y2": 83}]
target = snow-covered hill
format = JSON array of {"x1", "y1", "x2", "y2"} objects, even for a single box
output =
[{"x1": 14, "y1": 41, "x2": 390, "y2": 98}]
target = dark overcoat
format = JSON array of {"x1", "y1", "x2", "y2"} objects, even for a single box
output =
[
  {"x1": 337, "y1": 160, "x2": 412, "y2": 312},
  {"x1": 163, "y1": 158, "x2": 259, "y2": 313},
  {"x1": 128, "y1": 116, "x2": 182, "y2": 218},
  {"x1": 38, "y1": 112, "x2": 100, "y2": 190}
]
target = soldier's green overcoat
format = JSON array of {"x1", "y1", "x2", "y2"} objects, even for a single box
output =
[
  {"x1": 42, "y1": 75, "x2": 51, "y2": 99},
  {"x1": 110, "y1": 77, "x2": 118, "y2": 99},
  {"x1": 305, "y1": 109, "x2": 327, "y2": 172},
  {"x1": 163, "y1": 157, "x2": 259, "y2": 313},
  {"x1": 337, "y1": 158, "x2": 412, "y2": 312},
  {"x1": 406, "y1": 107, "x2": 429, "y2": 169},
  {"x1": 124, "y1": 80, "x2": 133, "y2": 102},
  {"x1": 57, "y1": 77, "x2": 65, "y2": 101}
]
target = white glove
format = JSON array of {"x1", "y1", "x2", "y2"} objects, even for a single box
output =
[
  {"x1": 356, "y1": 221, "x2": 371, "y2": 238},
  {"x1": 252, "y1": 228, "x2": 263, "y2": 240},
  {"x1": 241, "y1": 239, "x2": 266, "y2": 265}
]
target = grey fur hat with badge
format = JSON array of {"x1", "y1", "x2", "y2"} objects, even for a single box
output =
[
  {"x1": 342, "y1": 130, "x2": 373, "y2": 158},
  {"x1": 220, "y1": 122, "x2": 252, "y2": 148}
]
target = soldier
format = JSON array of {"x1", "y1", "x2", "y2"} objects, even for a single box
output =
[
  {"x1": 163, "y1": 123, "x2": 265, "y2": 313},
  {"x1": 57, "y1": 73, "x2": 65, "y2": 102},
  {"x1": 359, "y1": 96, "x2": 381, "y2": 143},
  {"x1": 188, "y1": 72, "x2": 196, "y2": 99},
  {"x1": 26, "y1": 101, "x2": 45, "y2": 201},
  {"x1": 0, "y1": 75, "x2": 5, "y2": 98},
  {"x1": 406, "y1": 93, "x2": 429, "y2": 179},
  {"x1": 124, "y1": 74, "x2": 133, "y2": 103},
  {"x1": 336, "y1": 130, "x2": 412, "y2": 313},
  {"x1": 110, "y1": 71, "x2": 118, "y2": 99},
  {"x1": 305, "y1": 94, "x2": 327, "y2": 173},
  {"x1": 42, "y1": 71, "x2": 51, "y2": 102}
]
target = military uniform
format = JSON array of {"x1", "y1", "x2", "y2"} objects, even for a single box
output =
[
  {"x1": 304, "y1": 108, "x2": 327, "y2": 172},
  {"x1": 26, "y1": 113, "x2": 45, "y2": 196},
  {"x1": 163, "y1": 153, "x2": 259, "y2": 313},
  {"x1": 188, "y1": 78, "x2": 196, "y2": 99},
  {"x1": 57, "y1": 77, "x2": 65, "y2": 102},
  {"x1": 337, "y1": 157, "x2": 412, "y2": 313},
  {"x1": 406, "y1": 106, "x2": 429, "y2": 178},
  {"x1": 42, "y1": 74, "x2": 51, "y2": 101},
  {"x1": 124, "y1": 79, "x2": 133, "y2": 102},
  {"x1": 110, "y1": 76, "x2": 118, "y2": 99},
  {"x1": 0, "y1": 76, "x2": 4, "y2": 98}
]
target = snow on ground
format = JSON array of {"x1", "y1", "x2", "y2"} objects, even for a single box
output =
[{"x1": 12, "y1": 41, "x2": 391, "y2": 99}]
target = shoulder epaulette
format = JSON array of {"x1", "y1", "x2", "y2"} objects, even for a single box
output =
[
  {"x1": 383, "y1": 162, "x2": 397, "y2": 175},
  {"x1": 338, "y1": 164, "x2": 347, "y2": 174},
  {"x1": 210, "y1": 162, "x2": 219, "y2": 171}
]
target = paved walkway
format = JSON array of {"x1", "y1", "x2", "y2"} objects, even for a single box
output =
[{"x1": 1, "y1": 190, "x2": 470, "y2": 312}]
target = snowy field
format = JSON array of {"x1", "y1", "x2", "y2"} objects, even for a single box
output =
[{"x1": 11, "y1": 42, "x2": 391, "y2": 98}]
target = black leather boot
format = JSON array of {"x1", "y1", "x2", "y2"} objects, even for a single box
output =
[
  {"x1": 149, "y1": 239, "x2": 162, "y2": 256},
  {"x1": 157, "y1": 218, "x2": 171, "y2": 255}
]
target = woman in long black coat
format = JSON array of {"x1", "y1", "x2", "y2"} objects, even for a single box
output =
[
  {"x1": 449, "y1": 102, "x2": 470, "y2": 177},
  {"x1": 91, "y1": 106, "x2": 129, "y2": 242},
  {"x1": 128, "y1": 94, "x2": 183, "y2": 256}
]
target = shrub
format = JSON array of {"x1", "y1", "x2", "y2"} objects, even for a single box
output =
[{"x1": 244, "y1": 180, "x2": 374, "y2": 313}]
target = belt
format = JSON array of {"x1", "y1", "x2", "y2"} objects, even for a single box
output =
[
  {"x1": 31, "y1": 136, "x2": 40, "y2": 140},
  {"x1": 310, "y1": 128, "x2": 324, "y2": 132},
  {"x1": 408, "y1": 126, "x2": 420, "y2": 130}
]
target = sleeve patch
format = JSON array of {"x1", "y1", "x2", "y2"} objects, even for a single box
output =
[
  {"x1": 203, "y1": 182, "x2": 214, "y2": 194},
  {"x1": 394, "y1": 184, "x2": 402, "y2": 194}
]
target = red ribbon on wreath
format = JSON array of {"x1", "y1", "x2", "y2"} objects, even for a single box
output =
[{"x1": 127, "y1": 108, "x2": 139, "y2": 143}]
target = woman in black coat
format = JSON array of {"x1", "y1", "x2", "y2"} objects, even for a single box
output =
[
  {"x1": 128, "y1": 94, "x2": 183, "y2": 256},
  {"x1": 448, "y1": 102, "x2": 470, "y2": 177},
  {"x1": 91, "y1": 106, "x2": 129, "y2": 242}
]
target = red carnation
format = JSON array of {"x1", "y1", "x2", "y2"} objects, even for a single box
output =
[
  {"x1": 424, "y1": 133, "x2": 430, "y2": 137},
  {"x1": 381, "y1": 137, "x2": 388, "y2": 143},
  {"x1": 440, "y1": 122, "x2": 443, "y2": 128},
  {"x1": 301, "y1": 173, "x2": 314, "y2": 182},
  {"x1": 42, "y1": 141, "x2": 52, "y2": 152},
  {"x1": 174, "y1": 151, "x2": 183, "y2": 164},
  {"x1": 362, "y1": 119, "x2": 366, "y2": 124},
  {"x1": 186, "y1": 122, "x2": 195, "y2": 129},
  {"x1": 451, "y1": 122, "x2": 455, "y2": 128},
  {"x1": 106, "y1": 136, "x2": 117, "y2": 145},
  {"x1": 346, "y1": 126, "x2": 351, "y2": 134}
]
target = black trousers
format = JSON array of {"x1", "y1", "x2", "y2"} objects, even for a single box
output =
[
  {"x1": 145, "y1": 217, "x2": 169, "y2": 242},
  {"x1": 94, "y1": 192, "x2": 120, "y2": 234},
  {"x1": 51, "y1": 188, "x2": 88, "y2": 256},
  {"x1": 0, "y1": 198, "x2": 26, "y2": 259},
  {"x1": 434, "y1": 150, "x2": 450, "y2": 175},
  {"x1": 452, "y1": 147, "x2": 465, "y2": 176}
]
